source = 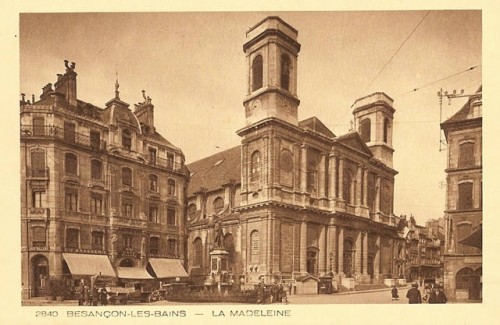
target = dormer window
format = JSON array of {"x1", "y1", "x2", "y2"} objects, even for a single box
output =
[{"x1": 122, "y1": 129, "x2": 132, "y2": 151}]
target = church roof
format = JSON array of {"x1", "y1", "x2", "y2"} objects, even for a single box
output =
[
  {"x1": 187, "y1": 146, "x2": 241, "y2": 197},
  {"x1": 299, "y1": 116, "x2": 335, "y2": 138}
]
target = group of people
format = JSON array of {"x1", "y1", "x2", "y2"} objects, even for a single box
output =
[
  {"x1": 397, "y1": 282, "x2": 447, "y2": 304},
  {"x1": 256, "y1": 282, "x2": 287, "y2": 304},
  {"x1": 74, "y1": 283, "x2": 109, "y2": 306}
]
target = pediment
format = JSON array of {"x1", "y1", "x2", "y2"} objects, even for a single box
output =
[{"x1": 335, "y1": 132, "x2": 373, "y2": 157}]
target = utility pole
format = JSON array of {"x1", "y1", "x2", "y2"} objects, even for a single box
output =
[{"x1": 437, "y1": 88, "x2": 478, "y2": 151}]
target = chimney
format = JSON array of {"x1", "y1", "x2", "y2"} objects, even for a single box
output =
[
  {"x1": 54, "y1": 60, "x2": 78, "y2": 107},
  {"x1": 133, "y1": 90, "x2": 155, "y2": 134},
  {"x1": 40, "y1": 83, "x2": 53, "y2": 100}
]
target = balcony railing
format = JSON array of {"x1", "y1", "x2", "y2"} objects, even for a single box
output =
[
  {"x1": 28, "y1": 208, "x2": 50, "y2": 220},
  {"x1": 21, "y1": 125, "x2": 106, "y2": 151},
  {"x1": 148, "y1": 156, "x2": 183, "y2": 172},
  {"x1": 27, "y1": 167, "x2": 50, "y2": 179}
]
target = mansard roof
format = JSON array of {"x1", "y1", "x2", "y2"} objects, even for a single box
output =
[
  {"x1": 187, "y1": 146, "x2": 241, "y2": 197},
  {"x1": 441, "y1": 85, "x2": 482, "y2": 126}
]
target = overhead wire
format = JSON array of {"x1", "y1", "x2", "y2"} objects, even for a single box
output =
[{"x1": 357, "y1": 10, "x2": 432, "y2": 101}]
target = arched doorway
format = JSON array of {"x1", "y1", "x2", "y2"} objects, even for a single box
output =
[
  {"x1": 32, "y1": 255, "x2": 49, "y2": 297},
  {"x1": 456, "y1": 267, "x2": 481, "y2": 301},
  {"x1": 307, "y1": 249, "x2": 318, "y2": 275},
  {"x1": 343, "y1": 239, "x2": 354, "y2": 278}
]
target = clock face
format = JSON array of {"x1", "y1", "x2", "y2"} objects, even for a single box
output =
[{"x1": 251, "y1": 99, "x2": 262, "y2": 112}]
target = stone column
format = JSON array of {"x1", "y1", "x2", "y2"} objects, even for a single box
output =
[
  {"x1": 241, "y1": 144, "x2": 248, "y2": 194},
  {"x1": 363, "y1": 168, "x2": 368, "y2": 206},
  {"x1": 374, "y1": 235, "x2": 381, "y2": 278},
  {"x1": 356, "y1": 165, "x2": 362, "y2": 207},
  {"x1": 328, "y1": 154, "x2": 337, "y2": 205},
  {"x1": 299, "y1": 220, "x2": 307, "y2": 273},
  {"x1": 363, "y1": 232, "x2": 369, "y2": 275},
  {"x1": 318, "y1": 153, "x2": 326, "y2": 198},
  {"x1": 300, "y1": 145, "x2": 308, "y2": 193},
  {"x1": 318, "y1": 225, "x2": 326, "y2": 275},
  {"x1": 375, "y1": 176, "x2": 381, "y2": 221},
  {"x1": 355, "y1": 232, "x2": 362, "y2": 275},
  {"x1": 338, "y1": 227, "x2": 344, "y2": 275},
  {"x1": 338, "y1": 158, "x2": 344, "y2": 201},
  {"x1": 326, "y1": 224, "x2": 337, "y2": 273}
]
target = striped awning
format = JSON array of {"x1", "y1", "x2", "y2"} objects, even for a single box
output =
[
  {"x1": 148, "y1": 258, "x2": 188, "y2": 278},
  {"x1": 116, "y1": 267, "x2": 153, "y2": 280},
  {"x1": 62, "y1": 253, "x2": 116, "y2": 277}
]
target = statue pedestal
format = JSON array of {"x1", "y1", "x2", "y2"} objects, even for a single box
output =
[{"x1": 205, "y1": 248, "x2": 231, "y2": 293}]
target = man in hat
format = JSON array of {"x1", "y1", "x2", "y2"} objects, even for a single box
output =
[
  {"x1": 406, "y1": 283, "x2": 422, "y2": 304},
  {"x1": 428, "y1": 285, "x2": 448, "y2": 304}
]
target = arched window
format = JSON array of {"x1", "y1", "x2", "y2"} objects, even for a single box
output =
[
  {"x1": 32, "y1": 226, "x2": 46, "y2": 247},
  {"x1": 280, "y1": 150, "x2": 294, "y2": 187},
  {"x1": 91, "y1": 159, "x2": 102, "y2": 180},
  {"x1": 280, "y1": 54, "x2": 291, "y2": 91},
  {"x1": 149, "y1": 237, "x2": 159, "y2": 255},
  {"x1": 213, "y1": 197, "x2": 224, "y2": 214},
  {"x1": 252, "y1": 55, "x2": 263, "y2": 91},
  {"x1": 65, "y1": 153, "x2": 78, "y2": 175},
  {"x1": 343, "y1": 169, "x2": 353, "y2": 205},
  {"x1": 168, "y1": 179, "x2": 176, "y2": 196},
  {"x1": 250, "y1": 230, "x2": 260, "y2": 263},
  {"x1": 167, "y1": 239, "x2": 177, "y2": 257},
  {"x1": 66, "y1": 228, "x2": 79, "y2": 249},
  {"x1": 122, "y1": 129, "x2": 132, "y2": 151},
  {"x1": 458, "y1": 142, "x2": 475, "y2": 168},
  {"x1": 360, "y1": 118, "x2": 371, "y2": 142},
  {"x1": 122, "y1": 167, "x2": 132, "y2": 186},
  {"x1": 383, "y1": 118, "x2": 390, "y2": 143},
  {"x1": 455, "y1": 267, "x2": 475, "y2": 289},
  {"x1": 193, "y1": 237, "x2": 203, "y2": 267},
  {"x1": 31, "y1": 150, "x2": 46, "y2": 177},
  {"x1": 250, "y1": 151, "x2": 261, "y2": 182},
  {"x1": 458, "y1": 182, "x2": 473, "y2": 210},
  {"x1": 149, "y1": 174, "x2": 158, "y2": 192},
  {"x1": 187, "y1": 204, "x2": 197, "y2": 220}
]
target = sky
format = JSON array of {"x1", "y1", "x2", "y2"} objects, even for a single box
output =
[{"x1": 19, "y1": 11, "x2": 482, "y2": 225}]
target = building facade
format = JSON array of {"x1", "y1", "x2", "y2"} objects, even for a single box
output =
[
  {"x1": 21, "y1": 61, "x2": 189, "y2": 299},
  {"x1": 186, "y1": 17, "x2": 404, "y2": 293},
  {"x1": 441, "y1": 87, "x2": 482, "y2": 301},
  {"x1": 403, "y1": 216, "x2": 444, "y2": 282}
]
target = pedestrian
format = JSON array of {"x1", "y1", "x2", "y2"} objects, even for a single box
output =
[
  {"x1": 83, "y1": 285, "x2": 90, "y2": 306},
  {"x1": 428, "y1": 285, "x2": 447, "y2": 304},
  {"x1": 75, "y1": 281, "x2": 84, "y2": 306},
  {"x1": 406, "y1": 283, "x2": 422, "y2": 304},
  {"x1": 92, "y1": 286, "x2": 99, "y2": 306},
  {"x1": 391, "y1": 285, "x2": 399, "y2": 301},
  {"x1": 99, "y1": 287, "x2": 108, "y2": 306}
]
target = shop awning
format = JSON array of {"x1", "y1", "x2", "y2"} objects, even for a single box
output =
[
  {"x1": 62, "y1": 253, "x2": 116, "y2": 277},
  {"x1": 148, "y1": 258, "x2": 189, "y2": 278},
  {"x1": 458, "y1": 226, "x2": 482, "y2": 249},
  {"x1": 116, "y1": 267, "x2": 153, "y2": 280}
]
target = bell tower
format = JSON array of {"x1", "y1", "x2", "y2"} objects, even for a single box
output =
[
  {"x1": 243, "y1": 16, "x2": 301, "y2": 126},
  {"x1": 352, "y1": 92, "x2": 395, "y2": 168}
]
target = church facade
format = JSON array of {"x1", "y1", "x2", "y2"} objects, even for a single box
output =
[{"x1": 186, "y1": 17, "x2": 404, "y2": 293}]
